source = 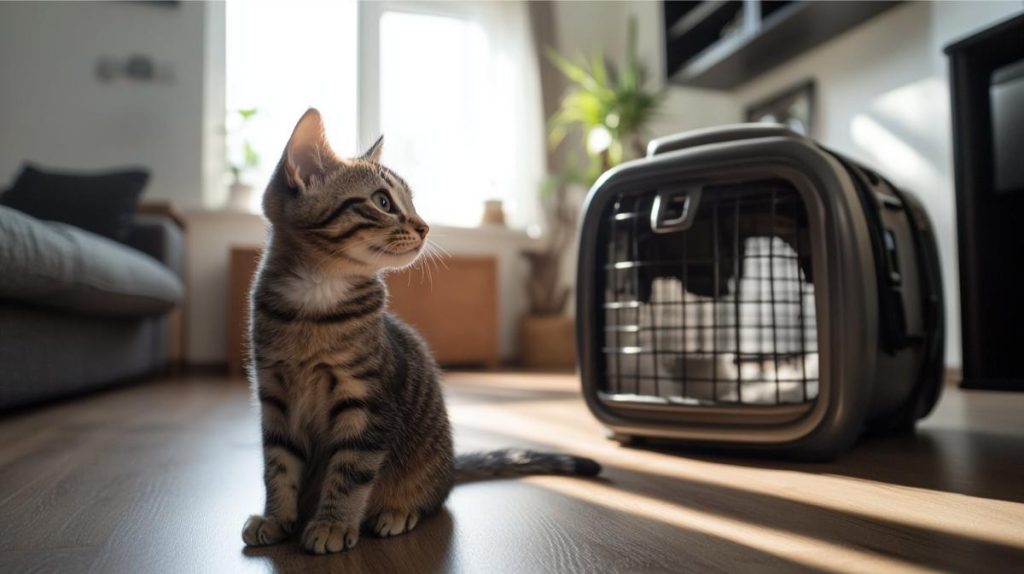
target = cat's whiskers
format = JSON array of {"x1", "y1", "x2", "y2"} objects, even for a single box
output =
[
  {"x1": 427, "y1": 239, "x2": 451, "y2": 259},
  {"x1": 406, "y1": 240, "x2": 442, "y2": 287},
  {"x1": 417, "y1": 248, "x2": 435, "y2": 288},
  {"x1": 413, "y1": 241, "x2": 447, "y2": 290},
  {"x1": 426, "y1": 240, "x2": 449, "y2": 271}
]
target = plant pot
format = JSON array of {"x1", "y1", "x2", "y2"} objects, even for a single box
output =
[
  {"x1": 227, "y1": 182, "x2": 255, "y2": 212},
  {"x1": 480, "y1": 199, "x2": 507, "y2": 227},
  {"x1": 520, "y1": 314, "x2": 576, "y2": 370}
]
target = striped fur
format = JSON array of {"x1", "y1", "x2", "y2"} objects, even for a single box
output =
[{"x1": 241, "y1": 109, "x2": 600, "y2": 555}]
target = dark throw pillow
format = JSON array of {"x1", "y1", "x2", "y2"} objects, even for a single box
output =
[{"x1": 0, "y1": 164, "x2": 149, "y2": 241}]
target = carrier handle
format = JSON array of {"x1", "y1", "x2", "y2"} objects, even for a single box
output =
[
  {"x1": 647, "y1": 123, "x2": 800, "y2": 157},
  {"x1": 651, "y1": 187, "x2": 702, "y2": 233}
]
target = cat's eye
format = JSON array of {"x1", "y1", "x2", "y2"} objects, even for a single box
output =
[{"x1": 371, "y1": 190, "x2": 394, "y2": 213}]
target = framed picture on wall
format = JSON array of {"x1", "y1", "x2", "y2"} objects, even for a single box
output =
[{"x1": 745, "y1": 80, "x2": 816, "y2": 137}]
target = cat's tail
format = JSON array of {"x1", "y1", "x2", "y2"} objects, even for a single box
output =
[{"x1": 454, "y1": 448, "x2": 601, "y2": 483}]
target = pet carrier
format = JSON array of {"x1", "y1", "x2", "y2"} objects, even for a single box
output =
[{"x1": 576, "y1": 125, "x2": 944, "y2": 459}]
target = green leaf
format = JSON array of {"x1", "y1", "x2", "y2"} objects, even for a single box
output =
[
  {"x1": 545, "y1": 47, "x2": 596, "y2": 91},
  {"x1": 591, "y1": 52, "x2": 608, "y2": 89},
  {"x1": 543, "y1": 16, "x2": 665, "y2": 192},
  {"x1": 243, "y1": 141, "x2": 260, "y2": 168}
]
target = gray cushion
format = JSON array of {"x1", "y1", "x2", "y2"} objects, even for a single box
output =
[
  {"x1": 0, "y1": 205, "x2": 183, "y2": 317},
  {"x1": 0, "y1": 164, "x2": 148, "y2": 241}
]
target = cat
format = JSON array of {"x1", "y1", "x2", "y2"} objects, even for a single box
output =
[{"x1": 241, "y1": 108, "x2": 600, "y2": 555}]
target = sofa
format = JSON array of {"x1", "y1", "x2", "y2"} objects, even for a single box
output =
[{"x1": 0, "y1": 204, "x2": 185, "y2": 409}]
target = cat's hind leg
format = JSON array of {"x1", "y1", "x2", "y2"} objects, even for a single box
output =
[
  {"x1": 369, "y1": 509, "x2": 421, "y2": 537},
  {"x1": 364, "y1": 452, "x2": 452, "y2": 538}
]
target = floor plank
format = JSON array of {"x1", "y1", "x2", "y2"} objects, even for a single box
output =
[{"x1": 0, "y1": 372, "x2": 1021, "y2": 573}]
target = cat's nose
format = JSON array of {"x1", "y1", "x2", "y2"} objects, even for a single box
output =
[{"x1": 412, "y1": 219, "x2": 429, "y2": 239}]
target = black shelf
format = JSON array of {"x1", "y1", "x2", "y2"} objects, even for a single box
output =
[
  {"x1": 665, "y1": 1, "x2": 900, "y2": 89},
  {"x1": 945, "y1": 13, "x2": 1024, "y2": 391}
]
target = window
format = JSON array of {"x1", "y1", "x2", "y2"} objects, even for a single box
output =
[
  {"x1": 226, "y1": 0, "x2": 358, "y2": 211},
  {"x1": 226, "y1": 0, "x2": 543, "y2": 226},
  {"x1": 378, "y1": 13, "x2": 491, "y2": 227},
  {"x1": 361, "y1": 2, "x2": 544, "y2": 229}
]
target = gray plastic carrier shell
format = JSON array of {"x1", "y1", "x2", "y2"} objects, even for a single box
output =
[{"x1": 576, "y1": 124, "x2": 944, "y2": 459}]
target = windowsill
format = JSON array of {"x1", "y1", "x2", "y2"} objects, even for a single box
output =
[
  {"x1": 185, "y1": 208, "x2": 545, "y2": 246},
  {"x1": 186, "y1": 207, "x2": 266, "y2": 220},
  {"x1": 428, "y1": 222, "x2": 538, "y2": 242}
]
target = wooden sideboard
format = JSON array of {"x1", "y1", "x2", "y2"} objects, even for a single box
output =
[{"x1": 227, "y1": 247, "x2": 499, "y2": 377}]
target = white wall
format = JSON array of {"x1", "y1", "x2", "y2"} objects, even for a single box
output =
[
  {"x1": 733, "y1": 1, "x2": 1022, "y2": 366},
  {"x1": 185, "y1": 210, "x2": 268, "y2": 365},
  {"x1": 202, "y1": 2, "x2": 228, "y2": 210},
  {"x1": 0, "y1": 1, "x2": 213, "y2": 209}
]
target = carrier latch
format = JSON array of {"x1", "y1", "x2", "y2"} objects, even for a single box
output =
[{"x1": 651, "y1": 187, "x2": 702, "y2": 233}]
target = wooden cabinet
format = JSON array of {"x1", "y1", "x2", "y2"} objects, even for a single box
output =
[
  {"x1": 385, "y1": 256, "x2": 499, "y2": 369},
  {"x1": 227, "y1": 247, "x2": 499, "y2": 377}
]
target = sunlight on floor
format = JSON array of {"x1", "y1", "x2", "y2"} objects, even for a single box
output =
[{"x1": 529, "y1": 476, "x2": 928, "y2": 573}]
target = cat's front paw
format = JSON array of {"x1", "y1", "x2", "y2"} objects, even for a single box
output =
[
  {"x1": 370, "y1": 510, "x2": 421, "y2": 537},
  {"x1": 242, "y1": 514, "x2": 293, "y2": 546},
  {"x1": 301, "y1": 520, "x2": 360, "y2": 554}
]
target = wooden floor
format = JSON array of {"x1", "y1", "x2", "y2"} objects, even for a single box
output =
[{"x1": 0, "y1": 372, "x2": 1021, "y2": 573}]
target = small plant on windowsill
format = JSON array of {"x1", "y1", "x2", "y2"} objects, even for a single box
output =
[
  {"x1": 225, "y1": 107, "x2": 261, "y2": 212},
  {"x1": 521, "y1": 18, "x2": 664, "y2": 369}
]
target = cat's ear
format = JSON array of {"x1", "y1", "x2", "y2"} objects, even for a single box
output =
[
  {"x1": 361, "y1": 135, "x2": 384, "y2": 162},
  {"x1": 284, "y1": 108, "x2": 341, "y2": 190}
]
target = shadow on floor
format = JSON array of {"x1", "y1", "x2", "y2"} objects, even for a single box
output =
[
  {"x1": 458, "y1": 423, "x2": 1024, "y2": 573},
  {"x1": 597, "y1": 460, "x2": 1024, "y2": 573}
]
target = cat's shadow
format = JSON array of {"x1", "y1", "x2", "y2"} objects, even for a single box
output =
[{"x1": 242, "y1": 509, "x2": 456, "y2": 573}]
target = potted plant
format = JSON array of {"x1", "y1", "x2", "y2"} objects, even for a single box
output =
[
  {"x1": 520, "y1": 19, "x2": 664, "y2": 369},
  {"x1": 226, "y1": 107, "x2": 261, "y2": 211}
]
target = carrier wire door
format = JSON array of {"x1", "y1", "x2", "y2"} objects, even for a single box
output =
[{"x1": 602, "y1": 182, "x2": 818, "y2": 408}]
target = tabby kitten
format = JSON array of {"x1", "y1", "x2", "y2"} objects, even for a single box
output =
[{"x1": 242, "y1": 109, "x2": 600, "y2": 555}]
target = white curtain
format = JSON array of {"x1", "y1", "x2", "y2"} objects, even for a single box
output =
[{"x1": 359, "y1": 1, "x2": 546, "y2": 229}]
